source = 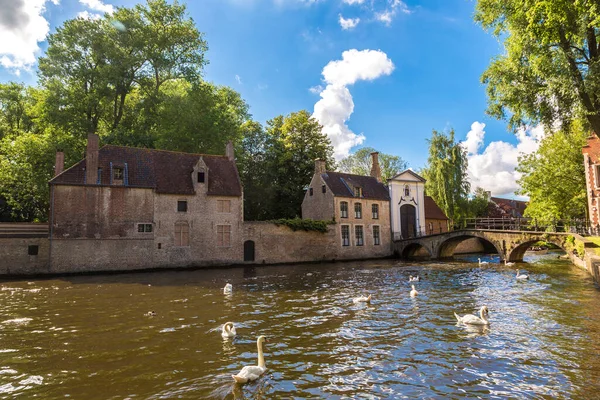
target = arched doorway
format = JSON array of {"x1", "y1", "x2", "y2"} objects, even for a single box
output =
[
  {"x1": 400, "y1": 204, "x2": 417, "y2": 239},
  {"x1": 244, "y1": 240, "x2": 255, "y2": 262}
]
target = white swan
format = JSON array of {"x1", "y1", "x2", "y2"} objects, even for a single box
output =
[
  {"x1": 516, "y1": 269, "x2": 529, "y2": 280},
  {"x1": 410, "y1": 284, "x2": 418, "y2": 297},
  {"x1": 145, "y1": 311, "x2": 156, "y2": 317},
  {"x1": 478, "y1": 258, "x2": 489, "y2": 265},
  {"x1": 504, "y1": 260, "x2": 515, "y2": 267},
  {"x1": 223, "y1": 283, "x2": 233, "y2": 294},
  {"x1": 409, "y1": 275, "x2": 420, "y2": 282},
  {"x1": 232, "y1": 335, "x2": 267, "y2": 383},
  {"x1": 353, "y1": 294, "x2": 372, "y2": 303},
  {"x1": 454, "y1": 306, "x2": 490, "y2": 325},
  {"x1": 221, "y1": 322, "x2": 236, "y2": 339}
]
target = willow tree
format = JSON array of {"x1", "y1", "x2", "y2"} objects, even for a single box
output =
[
  {"x1": 422, "y1": 129, "x2": 470, "y2": 224},
  {"x1": 476, "y1": 0, "x2": 600, "y2": 135}
]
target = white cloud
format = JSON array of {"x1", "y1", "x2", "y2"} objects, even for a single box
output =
[
  {"x1": 0, "y1": 0, "x2": 58, "y2": 73},
  {"x1": 376, "y1": 0, "x2": 411, "y2": 26},
  {"x1": 464, "y1": 122, "x2": 546, "y2": 196},
  {"x1": 343, "y1": 0, "x2": 366, "y2": 4},
  {"x1": 339, "y1": 15, "x2": 360, "y2": 30},
  {"x1": 309, "y1": 85, "x2": 323, "y2": 94},
  {"x1": 79, "y1": 0, "x2": 113, "y2": 13},
  {"x1": 313, "y1": 49, "x2": 394, "y2": 160},
  {"x1": 235, "y1": 74, "x2": 242, "y2": 84},
  {"x1": 77, "y1": 10, "x2": 102, "y2": 20}
]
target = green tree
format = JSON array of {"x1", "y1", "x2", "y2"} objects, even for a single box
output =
[
  {"x1": 475, "y1": 0, "x2": 600, "y2": 135},
  {"x1": 0, "y1": 82, "x2": 36, "y2": 138},
  {"x1": 338, "y1": 146, "x2": 408, "y2": 181},
  {"x1": 422, "y1": 129, "x2": 470, "y2": 224},
  {"x1": 517, "y1": 126, "x2": 587, "y2": 221},
  {"x1": 469, "y1": 187, "x2": 492, "y2": 218}
]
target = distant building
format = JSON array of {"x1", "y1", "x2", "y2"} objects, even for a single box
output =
[
  {"x1": 583, "y1": 135, "x2": 600, "y2": 228},
  {"x1": 424, "y1": 195, "x2": 449, "y2": 235},
  {"x1": 490, "y1": 197, "x2": 527, "y2": 218},
  {"x1": 301, "y1": 153, "x2": 391, "y2": 257}
]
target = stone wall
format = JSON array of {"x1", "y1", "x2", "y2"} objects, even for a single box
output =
[
  {"x1": 0, "y1": 237, "x2": 49, "y2": 275},
  {"x1": 301, "y1": 173, "x2": 335, "y2": 220}
]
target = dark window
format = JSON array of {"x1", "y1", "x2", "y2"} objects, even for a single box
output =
[
  {"x1": 340, "y1": 201, "x2": 348, "y2": 218},
  {"x1": 177, "y1": 200, "x2": 188, "y2": 212},
  {"x1": 355, "y1": 203, "x2": 362, "y2": 219},
  {"x1": 157, "y1": 243, "x2": 162, "y2": 249},
  {"x1": 309, "y1": 188, "x2": 313, "y2": 196},
  {"x1": 355, "y1": 226, "x2": 364, "y2": 246},
  {"x1": 354, "y1": 187, "x2": 362, "y2": 197},
  {"x1": 138, "y1": 223, "x2": 153, "y2": 233},
  {"x1": 341, "y1": 225, "x2": 350, "y2": 246},
  {"x1": 113, "y1": 167, "x2": 123, "y2": 180},
  {"x1": 198, "y1": 172, "x2": 205, "y2": 183},
  {"x1": 97, "y1": 168, "x2": 102, "y2": 184},
  {"x1": 372, "y1": 204, "x2": 379, "y2": 219},
  {"x1": 373, "y1": 226, "x2": 380, "y2": 245},
  {"x1": 404, "y1": 185, "x2": 410, "y2": 196},
  {"x1": 322, "y1": 185, "x2": 326, "y2": 193},
  {"x1": 28, "y1": 245, "x2": 39, "y2": 256}
]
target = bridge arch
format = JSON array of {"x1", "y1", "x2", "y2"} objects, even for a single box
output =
[
  {"x1": 402, "y1": 243, "x2": 432, "y2": 260},
  {"x1": 437, "y1": 233, "x2": 503, "y2": 259},
  {"x1": 507, "y1": 238, "x2": 567, "y2": 262}
]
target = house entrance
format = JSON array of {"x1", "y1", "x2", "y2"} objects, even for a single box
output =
[
  {"x1": 244, "y1": 240, "x2": 255, "y2": 262},
  {"x1": 400, "y1": 204, "x2": 417, "y2": 239}
]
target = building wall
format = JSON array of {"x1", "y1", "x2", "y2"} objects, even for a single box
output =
[
  {"x1": 583, "y1": 136, "x2": 600, "y2": 227},
  {"x1": 424, "y1": 218, "x2": 449, "y2": 235},
  {"x1": 389, "y1": 179, "x2": 426, "y2": 239},
  {"x1": 333, "y1": 197, "x2": 391, "y2": 252},
  {"x1": 301, "y1": 173, "x2": 335, "y2": 220},
  {"x1": 0, "y1": 237, "x2": 49, "y2": 275}
]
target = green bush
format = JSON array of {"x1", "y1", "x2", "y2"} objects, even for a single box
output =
[{"x1": 269, "y1": 218, "x2": 333, "y2": 233}]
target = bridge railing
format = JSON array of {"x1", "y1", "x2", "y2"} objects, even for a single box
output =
[{"x1": 457, "y1": 218, "x2": 591, "y2": 235}]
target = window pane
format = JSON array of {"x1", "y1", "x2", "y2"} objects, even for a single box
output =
[
  {"x1": 373, "y1": 226, "x2": 380, "y2": 245},
  {"x1": 355, "y1": 203, "x2": 362, "y2": 218},
  {"x1": 355, "y1": 226, "x2": 364, "y2": 246},
  {"x1": 178, "y1": 201, "x2": 187, "y2": 212},
  {"x1": 138, "y1": 224, "x2": 145, "y2": 233},
  {"x1": 341, "y1": 225, "x2": 350, "y2": 246},
  {"x1": 198, "y1": 171, "x2": 205, "y2": 183},
  {"x1": 145, "y1": 224, "x2": 153, "y2": 233}
]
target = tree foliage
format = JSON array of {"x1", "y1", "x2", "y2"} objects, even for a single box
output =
[
  {"x1": 517, "y1": 125, "x2": 587, "y2": 221},
  {"x1": 338, "y1": 146, "x2": 408, "y2": 181},
  {"x1": 475, "y1": 0, "x2": 600, "y2": 135},
  {"x1": 422, "y1": 129, "x2": 470, "y2": 223}
]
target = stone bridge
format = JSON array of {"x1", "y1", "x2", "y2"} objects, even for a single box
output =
[{"x1": 393, "y1": 229, "x2": 589, "y2": 261}]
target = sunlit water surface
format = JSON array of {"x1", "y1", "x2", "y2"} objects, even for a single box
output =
[{"x1": 1, "y1": 252, "x2": 600, "y2": 399}]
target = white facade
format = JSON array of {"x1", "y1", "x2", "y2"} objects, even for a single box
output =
[{"x1": 388, "y1": 170, "x2": 426, "y2": 241}]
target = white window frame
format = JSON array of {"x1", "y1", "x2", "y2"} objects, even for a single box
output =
[
  {"x1": 341, "y1": 224, "x2": 351, "y2": 247},
  {"x1": 355, "y1": 225, "x2": 364, "y2": 246},
  {"x1": 372, "y1": 224, "x2": 380, "y2": 246}
]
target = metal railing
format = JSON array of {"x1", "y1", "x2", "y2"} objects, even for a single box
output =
[{"x1": 458, "y1": 217, "x2": 591, "y2": 235}]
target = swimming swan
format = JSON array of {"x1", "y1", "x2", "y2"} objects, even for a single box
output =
[
  {"x1": 223, "y1": 283, "x2": 233, "y2": 294},
  {"x1": 454, "y1": 306, "x2": 490, "y2": 325},
  {"x1": 410, "y1": 284, "x2": 418, "y2": 297},
  {"x1": 409, "y1": 275, "x2": 420, "y2": 282},
  {"x1": 516, "y1": 270, "x2": 529, "y2": 280},
  {"x1": 353, "y1": 294, "x2": 372, "y2": 303},
  {"x1": 221, "y1": 322, "x2": 237, "y2": 339},
  {"x1": 478, "y1": 258, "x2": 489, "y2": 265},
  {"x1": 504, "y1": 260, "x2": 515, "y2": 267},
  {"x1": 232, "y1": 335, "x2": 267, "y2": 384}
]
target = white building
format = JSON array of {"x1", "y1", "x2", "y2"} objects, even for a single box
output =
[{"x1": 388, "y1": 170, "x2": 427, "y2": 241}]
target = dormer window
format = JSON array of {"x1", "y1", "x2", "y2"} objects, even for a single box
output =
[
  {"x1": 404, "y1": 185, "x2": 410, "y2": 196},
  {"x1": 198, "y1": 171, "x2": 205, "y2": 183},
  {"x1": 354, "y1": 187, "x2": 362, "y2": 197}
]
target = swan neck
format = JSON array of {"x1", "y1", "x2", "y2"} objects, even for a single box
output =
[
  {"x1": 480, "y1": 309, "x2": 488, "y2": 323},
  {"x1": 257, "y1": 339, "x2": 265, "y2": 368}
]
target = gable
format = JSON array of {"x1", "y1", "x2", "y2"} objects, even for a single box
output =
[{"x1": 388, "y1": 169, "x2": 426, "y2": 183}]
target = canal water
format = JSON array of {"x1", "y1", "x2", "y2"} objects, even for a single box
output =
[{"x1": 1, "y1": 252, "x2": 599, "y2": 399}]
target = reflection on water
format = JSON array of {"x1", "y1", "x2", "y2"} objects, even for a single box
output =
[{"x1": 1, "y1": 252, "x2": 599, "y2": 398}]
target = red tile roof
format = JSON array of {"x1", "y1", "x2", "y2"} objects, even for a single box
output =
[
  {"x1": 50, "y1": 145, "x2": 242, "y2": 197},
  {"x1": 321, "y1": 171, "x2": 390, "y2": 201},
  {"x1": 424, "y1": 196, "x2": 448, "y2": 220}
]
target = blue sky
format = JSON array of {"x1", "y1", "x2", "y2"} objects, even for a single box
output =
[{"x1": 0, "y1": 0, "x2": 542, "y2": 197}]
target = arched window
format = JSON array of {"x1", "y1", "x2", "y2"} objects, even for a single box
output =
[{"x1": 404, "y1": 185, "x2": 410, "y2": 196}]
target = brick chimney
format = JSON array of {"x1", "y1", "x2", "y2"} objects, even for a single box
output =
[
  {"x1": 85, "y1": 133, "x2": 99, "y2": 185},
  {"x1": 314, "y1": 159, "x2": 326, "y2": 174},
  {"x1": 370, "y1": 152, "x2": 382, "y2": 182},
  {"x1": 226, "y1": 141, "x2": 235, "y2": 161},
  {"x1": 54, "y1": 151, "x2": 64, "y2": 177}
]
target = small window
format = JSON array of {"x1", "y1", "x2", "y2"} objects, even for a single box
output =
[
  {"x1": 429, "y1": 222, "x2": 433, "y2": 234},
  {"x1": 373, "y1": 225, "x2": 380, "y2": 245},
  {"x1": 113, "y1": 167, "x2": 124, "y2": 181},
  {"x1": 355, "y1": 203, "x2": 362, "y2": 219},
  {"x1": 198, "y1": 171, "x2": 205, "y2": 183},
  {"x1": 355, "y1": 226, "x2": 364, "y2": 246},
  {"x1": 97, "y1": 168, "x2": 102, "y2": 184},
  {"x1": 174, "y1": 222, "x2": 189, "y2": 247},
  {"x1": 322, "y1": 185, "x2": 326, "y2": 193},
  {"x1": 217, "y1": 225, "x2": 231, "y2": 247},
  {"x1": 341, "y1": 225, "x2": 350, "y2": 246},
  {"x1": 177, "y1": 200, "x2": 187, "y2": 212},
  {"x1": 404, "y1": 185, "x2": 410, "y2": 196},
  {"x1": 340, "y1": 201, "x2": 348, "y2": 218},
  {"x1": 157, "y1": 243, "x2": 162, "y2": 249},
  {"x1": 354, "y1": 187, "x2": 362, "y2": 197},
  {"x1": 372, "y1": 204, "x2": 379, "y2": 219},
  {"x1": 217, "y1": 199, "x2": 231, "y2": 213},
  {"x1": 309, "y1": 188, "x2": 314, "y2": 196},
  {"x1": 137, "y1": 223, "x2": 153, "y2": 233},
  {"x1": 28, "y1": 245, "x2": 39, "y2": 256}
]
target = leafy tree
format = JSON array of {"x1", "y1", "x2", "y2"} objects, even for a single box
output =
[
  {"x1": 517, "y1": 126, "x2": 587, "y2": 221},
  {"x1": 422, "y1": 129, "x2": 470, "y2": 224},
  {"x1": 0, "y1": 83, "x2": 36, "y2": 138},
  {"x1": 475, "y1": 0, "x2": 600, "y2": 135},
  {"x1": 469, "y1": 187, "x2": 492, "y2": 218},
  {"x1": 338, "y1": 147, "x2": 408, "y2": 181}
]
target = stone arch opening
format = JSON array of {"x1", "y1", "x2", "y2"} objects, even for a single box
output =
[
  {"x1": 402, "y1": 243, "x2": 432, "y2": 260},
  {"x1": 437, "y1": 234, "x2": 502, "y2": 259},
  {"x1": 507, "y1": 239, "x2": 567, "y2": 262}
]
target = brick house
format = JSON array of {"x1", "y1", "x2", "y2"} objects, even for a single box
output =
[
  {"x1": 301, "y1": 153, "x2": 391, "y2": 257},
  {"x1": 48, "y1": 134, "x2": 244, "y2": 272},
  {"x1": 583, "y1": 135, "x2": 600, "y2": 228},
  {"x1": 424, "y1": 195, "x2": 449, "y2": 235}
]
